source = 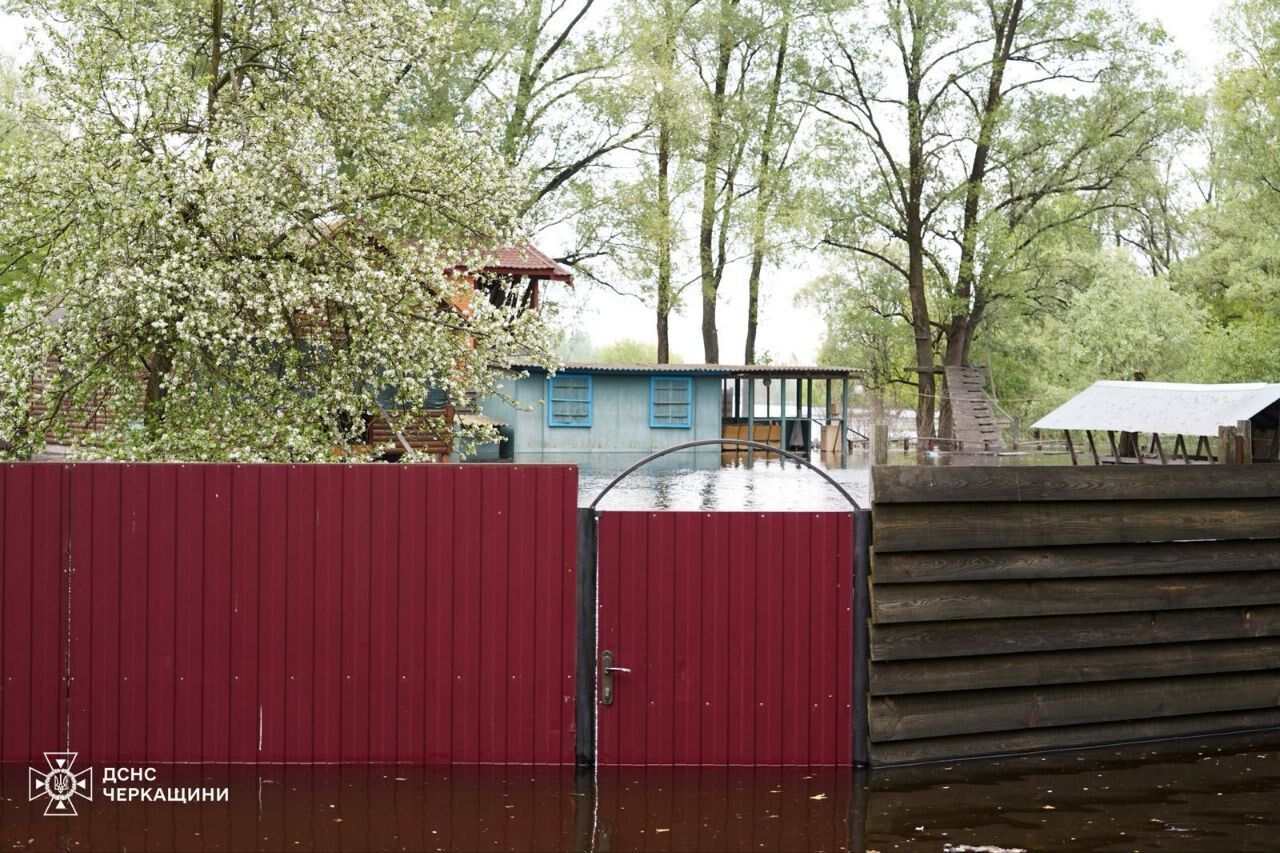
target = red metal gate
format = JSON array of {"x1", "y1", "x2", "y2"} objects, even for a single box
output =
[{"x1": 595, "y1": 511, "x2": 854, "y2": 766}]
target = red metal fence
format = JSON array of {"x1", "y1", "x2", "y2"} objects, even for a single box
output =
[
  {"x1": 595, "y1": 511, "x2": 855, "y2": 766},
  {"x1": 1, "y1": 463, "x2": 578, "y2": 765}
]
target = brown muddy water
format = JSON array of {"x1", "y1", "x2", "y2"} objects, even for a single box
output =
[{"x1": 4, "y1": 733, "x2": 1280, "y2": 852}]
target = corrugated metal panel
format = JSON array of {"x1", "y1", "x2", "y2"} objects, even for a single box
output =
[
  {"x1": 596, "y1": 511, "x2": 854, "y2": 766},
  {"x1": 1034, "y1": 381, "x2": 1280, "y2": 436},
  {"x1": 3, "y1": 462, "x2": 579, "y2": 765},
  {"x1": 0, "y1": 465, "x2": 67, "y2": 764}
]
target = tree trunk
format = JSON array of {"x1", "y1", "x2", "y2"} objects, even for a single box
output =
[
  {"x1": 656, "y1": 115, "x2": 673, "y2": 364},
  {"x1": 699, "y1": 0, "x2": 737, "y2": 363},
  {"x1": 501, "y1": 1, "x2": 544, "y2": 166},
  {"x1": 144, "y1": 347, "x2": 173, "y2": 441},
  {"x1": 654, "y1": 2, "x2": 677, "y2": 364},
  {"x1": 904, "y1": 8, "x2": 935, "y2": 443},
  {"x1": 939, "y1": 0, "x2": 1022, "y2": 440},
  {"x1": 744, "y1": 2, "x2": 791, "y2": 365}
]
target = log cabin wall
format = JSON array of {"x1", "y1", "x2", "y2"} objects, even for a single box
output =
[{"x1": 867, "y1": 465, "x2": 1280, "y2": 766}]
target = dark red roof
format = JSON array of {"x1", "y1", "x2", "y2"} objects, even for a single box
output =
[{"x1": 484, "y1": 244, "x2": 574, "y2": 283}]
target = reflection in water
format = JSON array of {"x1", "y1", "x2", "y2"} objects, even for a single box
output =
[
  {"x1": 4, "y1": 734, "x2": 1280, "y2": 851},
  {"x1": 524, "y1": 448, "x2": 1072, "y2": 512},
  {"x1": 569, "y1": 452, "x2": 872, "y2": 511}
]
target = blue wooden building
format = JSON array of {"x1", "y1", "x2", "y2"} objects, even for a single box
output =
[
  {"x1": 482, "y1": 363, "x2": 729, "y2": 456},
  {"x1": 476, "y1": 362, "x2": 863, "y2": 461}
]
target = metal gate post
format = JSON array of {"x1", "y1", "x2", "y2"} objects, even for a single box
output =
[
  {"x1": 574, "y1": 507, "x2": 598, "y2": 767},
  {"x1": 852, "y1": 508, "x2": 872, "y2": 768}
]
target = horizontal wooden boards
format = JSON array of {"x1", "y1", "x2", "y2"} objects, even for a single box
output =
[
  {"x1": 870, "y1": 604, "x2": 1280, "y2": 661},
  {"x1": 866, "y1": 464, "x2": 1280, "y2": 766},
  {"x1": 872, "y1": 571, "x2": 1280, "y2": 623},
  {"x1": 873, "y1": 539, "x2": 1280, "y2": 583},
  {"x1": 870, "y1": 670, "x2": 1280, "y2": 742},
  {"x1": 873, "y1": 499, "x2": 1280, "y2": 552},
  {"x1": 873, "y1": 464, "x2": 1280, "y2": 504},
  {"x1": 868, "y1": 707, "x2": 1280, "y2": 766},
  {"x1": 870, "y1": 637, "x2": 1280, "y2": 695}
]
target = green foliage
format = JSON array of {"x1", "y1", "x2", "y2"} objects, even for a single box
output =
[
  {"x1": 0, "y1": 0, "x2": 555, "y2": 461},
  {"x1": 595, "y1": 338, "x2": 684, "y2": 364},
  {"x1": 798, "y1": 265, "x2": 914, "y2": 406},
  {"x1": 553, "y1": 330, "x2": 683, "y2": 364},
  {"x1": 983, "y1": 252, "x2": 1211, "y2": 424}
]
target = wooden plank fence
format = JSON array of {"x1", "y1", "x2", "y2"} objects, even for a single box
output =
[{"x1": 868, "y1": 465, "x2": 1280, "y2": 765}]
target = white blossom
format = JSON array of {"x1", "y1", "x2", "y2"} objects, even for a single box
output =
[{"x1": 0, "y1": 0, "x2": 556, "y2": 461}]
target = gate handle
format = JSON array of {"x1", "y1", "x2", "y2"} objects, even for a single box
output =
[{"x1": 599, "y1": 650, "x2": 629, "y2": 706}]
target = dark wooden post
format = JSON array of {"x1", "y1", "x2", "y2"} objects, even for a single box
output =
[
  {"x1": 840, "y1": 377, "x2": 849, "y2": 469},
  {"x1": 873, "y1": 424, "x2": 889, "y2": 466},
  {"x1": 1218, "y1": 424, "x2": 1238, "y2": 464},
  {"x1": 852, "y1": 508, "x2": 872, "y2": 767},
  {"x1": 1238, "y1": 419, "x2": 1254, "y2": 464},
  {"x1": 747, "y1": 379, "x2": 756, "y2": 467},
  {"x1": 780, "y1": 377, "x2": 788, "y2": 454},
  {"x1": 806, "y1": 377, "x2": 814, "y2": 452},
  {"x1": 574, "y1": 508, "x2": 597, "y2": 767}
]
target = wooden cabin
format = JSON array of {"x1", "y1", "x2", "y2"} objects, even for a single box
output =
[
  {"x1": 476, "y1": 362, "x2": 862, "y2": 462},
  {"x1": 1033, "y1": 381, "x2": 1280, "y2": 464}
]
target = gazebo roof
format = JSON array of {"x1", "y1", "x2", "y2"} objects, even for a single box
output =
[
  {"x1": 1033, "y1": 381, "x2": 1280, "y2": 436},
  {"x1": 482, "y1": 244, "x2": 574, "y2": 283}
]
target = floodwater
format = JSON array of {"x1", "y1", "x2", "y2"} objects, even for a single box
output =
[
  {"x1": 533, "y1": 448, "x2": 1073, "y2": 511},
  {"x1": 5, "y1": 733, "x2": 1280, "y2": 851}
]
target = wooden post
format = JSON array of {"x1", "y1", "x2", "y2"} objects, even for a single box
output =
[
  {"x1": 873, "y1": 423, "x2": 889, "y2": 466},
  {"x1": 1086, "y1": 430, "x2": 1100, "y2": 466},
  {"x1": 840, "y1": 377, "x2": 849, "y2": 469},
  {"x1": 805, "y1": 377, "x2": 813, "y2": 452},
  {"x1": 780, "y1": 377, "x2": 789, "y2": 454},
  {"x1": 1107, "y1": 430, "x2": 1120, "y2": 464},
  {"x1": 852, "y1": 509, "x2": 872, "y2": 768},
  {"x1": 1152, "y1": 433, "x2": 1167, "y2": 464},
  {"x1": 1063, "y1": 430, "x2": 1078, "y2": 465},
  {"x1": 1238, "y1": 419, "x2": 1254, "y2": 464},
  {"x1": 1133, "y1": 432, "x2": 1144, "y2": 464},
  {"x1": 1218, "y1": 424, "x2": 1238, "y2": 464},
  {"x1": 747, "y1": 379, "x2": 756, "y2": 466}
]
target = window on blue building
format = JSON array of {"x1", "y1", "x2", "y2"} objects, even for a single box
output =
[
  {"x1": 548, "y1": 375, "x2": 592, "y2": 427},
  {"x1": 650, "y1": 376, "x2": 692, "y2": 428}
]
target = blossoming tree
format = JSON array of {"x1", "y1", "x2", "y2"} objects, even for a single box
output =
[{"x1": 0, "y1": 0, "x2": 555, "y2": 460}]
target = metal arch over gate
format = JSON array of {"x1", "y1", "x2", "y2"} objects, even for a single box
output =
[
  {"x1": 575, "y1": 439, "x2": 872, "y2": 769},
  {"x1": 587, "y1": 438, "x2": 862, "y2": 511}
]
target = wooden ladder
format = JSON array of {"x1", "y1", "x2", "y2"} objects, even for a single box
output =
[{"x1": 943, "y1": 365, "x2": 1006, "y2": 452}]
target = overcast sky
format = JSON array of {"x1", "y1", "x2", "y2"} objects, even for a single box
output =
[{"x1": 0, "y1": 2, "x2": 1228, "y2": 363}]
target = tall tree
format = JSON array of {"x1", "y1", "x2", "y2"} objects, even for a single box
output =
[
  {"x1": 817, "y1": 0, "x2": 1177, "y2": 440},
  {"x1": 0, "y1": 0, "x2": 554, "y2": 460},
  {"x1": 696, "y1": 0, "x2": 741, "y2": 361},
  {"x1": 1183, "y1": 0, "x2": 1280, "y2": 322},
  {"x1": 744, "y1": 0, "x2": 807, "y2": 363}
]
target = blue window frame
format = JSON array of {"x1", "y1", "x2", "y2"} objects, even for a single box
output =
[
  {"x1": 547, "y1": 374, "x2": 592, "y2": 427},
  {"x1": 650, "y1": 376, "x2": 693, "y2": 428}
]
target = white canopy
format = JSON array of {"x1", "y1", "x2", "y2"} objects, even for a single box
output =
[{"x1": 1033, "y1": 381, "x2": 1280, "y2": 437}]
